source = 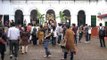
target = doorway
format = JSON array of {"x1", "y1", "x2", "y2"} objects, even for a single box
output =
[
  {"x1": 63, "y1": 9, "x2": 71, "y2": 24},
  {"x1": 15, "y1": 10, "x2": 23, "y2": 25},
  {"x1": 77, "y1": 10, "x2": 86, "y2": 26},
  {"x1": 30, "y1": 10, "x2": 38, "y2": 25},
  {"x1": 4, "y1": 15, "x2": 9, "y2": 27}
]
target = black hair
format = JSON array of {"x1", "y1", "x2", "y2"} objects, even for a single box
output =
[
  {"x1": 0, "y1": 27, "x2": 3, "y2": 37},
  {"x1": 53, "y1": 26, "x2": 56, "y2": 31},
  {"x1": 99, "y1": 23, "x2": 102, "y2": 26},
  {"x1": 72, "y1": 23, "x2": 75, "y2": 26},
  {"x1": 40, "y1": 25, "x2": 43, "y2": 28},
  {"x1": 11, "y1": 22, "x2": 15, "y2": 26}
]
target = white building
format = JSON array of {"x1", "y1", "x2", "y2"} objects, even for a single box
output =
[{"x1": 0, "y1": 0, "x2": 107, "y2": 26}]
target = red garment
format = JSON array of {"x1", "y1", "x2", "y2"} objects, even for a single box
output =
[{"x1": 0, "y1": 38, "x2": 5, "y2": 45}]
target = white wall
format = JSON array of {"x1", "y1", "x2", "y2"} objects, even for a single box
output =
[{"x1": 0, "y1": 0, "x2": 106, "y2": 26}]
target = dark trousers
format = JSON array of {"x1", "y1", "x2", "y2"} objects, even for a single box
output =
[
  {"x1": 52, "y1": 37, "x2": 56, "y2": 46},
  {"x1": 64, "y1": 52, "x2": 74, "y2": 60},
  {"x1": 74, "y1": 35, "x2": 77, "y2": 44},
  {"x1": 89, "y1": 34, "x2": 91, "y2": 41},
  {"x1": 32, "y1": 37, "x2": 37, "y2": 45},
  {"x1": 0, "y1": 51, "x2": 5, "y2": 60},
  {"x1": 0, "y1": 44, "x2": 5, "y2": 60},
  {"x1": 85, "y1": 33, "x2": 89, "y2": 41},
  {"x1": 58, "y1": 35, "x2": 61, "y2": 44},
  {"x1": 9, "y1": 40, "x2": 19, "y2": 57},
  {"x1": 99, "y1": 36, "x2": 106, "y2": 47},
  {"x1": 79, "y1": 32, "x2": 83, "y2": 42}
]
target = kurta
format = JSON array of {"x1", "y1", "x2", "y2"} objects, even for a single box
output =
[
  {"x1": 65, "y1": 28, "x2": 75, "y2": 51},
  {"x1": 38, "y1": 30, "x2": 44, "y2": 41},
  {"x1": 37, "y1": 28, "x2": 44, "y2": 44}
]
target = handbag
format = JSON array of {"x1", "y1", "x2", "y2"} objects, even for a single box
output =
[{"x1": 0, "y1": 38, "x2": 6, "y2": 44}]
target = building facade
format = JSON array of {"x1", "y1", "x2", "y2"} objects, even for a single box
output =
[{"x1": 0, "y1": 0, "x2": 107, "y2": 26}]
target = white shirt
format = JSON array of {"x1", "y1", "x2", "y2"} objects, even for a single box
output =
[
  {"x1": 88, "y1": 28, "x2": 92, "y2": 34},
  {"x1": 8, "y1": 27, "x2": 20, "y2": 40},
  {"x1": 53, "y1": 30, "x2": 57, "y2": 37},
  {"x1": 56, "y1": 26, "x2": 63, "y2": 35},
  {"x1": 51, "y1": 29, "x2": 57, "y2": 37}
]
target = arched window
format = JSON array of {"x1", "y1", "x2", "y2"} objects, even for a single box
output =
[
  {"x1": 30, "y1": 10, "x2": 38, "y2": 25},
  {"x1": 46, "y1": 9, "x2": 55, "y2": 21},
  {"x1": 63, "y1": 9, "x2": 71, "y2": 24},
  {"x1": 77, "y1": 10, "x2": 86, "y2": 26},
  {"x1": 15, "y1": 10, "x2": 23, "y2": 25}
]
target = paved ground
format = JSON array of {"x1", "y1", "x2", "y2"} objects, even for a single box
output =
[{"x1": 4, "y1": 37, "x2": 107, "y2": 60}]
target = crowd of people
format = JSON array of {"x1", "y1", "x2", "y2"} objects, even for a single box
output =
[{"x1": 0, "y1": 20, "x2": 107, "y2": 60}]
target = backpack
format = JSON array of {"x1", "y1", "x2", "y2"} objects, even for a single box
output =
[
  {"x1": 99, "y1": 27, "x2": 105, "y2": 37},
  {"x1": 32, "y1": 27, "x2": 37, "y2": 36}
]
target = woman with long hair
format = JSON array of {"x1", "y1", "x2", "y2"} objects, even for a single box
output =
[
  {"x1": 61, "y1": 24, "x2": 77, "y2": 60},
  {"x1": 20, "y1": 27, "x2": 30, "y2": 54}
]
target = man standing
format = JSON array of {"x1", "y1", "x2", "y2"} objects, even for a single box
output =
[
  {"x1": 72, "y1": 24, "x2": 77, "y2": 44},
  {"x1": 84, "y1": 24, "x2": 89, "y2": 43},
  {"x1": 43, "y1": 23, "x2": 52, "y2": 57},
  {"x1": 56, "y1": 23, "x2": 63, "y2": 44},
  {"x1": 8, "y1": 23, "x2": 20, "y2": 60},
  {"x1": 98, "y1": 23, "x2": 106, "y2": 47}
]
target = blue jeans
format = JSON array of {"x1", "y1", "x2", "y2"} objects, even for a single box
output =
[
  {"x1": 52, "y1": 37, "x2": 56, "y2": 46},
  {"x1": 43, "y1": 39, "x2": 51, "y2": 57},
  {"x1": 58, "y1": 35, "x2": 61, "y2": 44}
]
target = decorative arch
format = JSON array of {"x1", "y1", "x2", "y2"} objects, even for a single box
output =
[
  {"x1": 46, "y1": 9, "x2": 55, "y2": 21},
  {"x1": 15, "y1": 9, "x2": 23, "y2": 25},
  {"x1": 77, "y1": 10, "x2": 86, "y2": 26},
  {"x1": 30, "y1": 9, "x2": 38, "y2": 25},
  {"x1": 63, "y1": 9, "x2": 71, "y2": 24}
]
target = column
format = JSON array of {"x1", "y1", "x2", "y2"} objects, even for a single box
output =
[
  {"x1": 71, "y1": 14, "x2": 77, "y2": 26},
  {"x1": 24, "y1": 15, "x2": 30, "y2": 25},
  {"x1": 86, "y1": 14, "x2": 91, "y2": 25},
  {"x1": 9, "y1": 15, "x2": 15, "y2": 21}
]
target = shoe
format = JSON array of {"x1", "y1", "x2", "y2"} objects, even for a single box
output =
[
  {"x1": 85, "y1": 41, "x2": 89, "y2": 43},
  {"x1": 14, "y1": 57, "x2": 18, "y2": 60},
  {"x1": 21, "y1": 53, "x2": 24, "y2": 55},
  {"x1": 61, "y1": 58, "x2": 66, "y2": 60},
  {"x1": 44, "y1": 55, "x2": 48, "y2": 58},
  {"x1": 10, "y1": 55, "x2": 13, "y2": 59},
  {"x1": 25, "y1": 52, "x2": 27, "y2": 54},
  {"x1": 48, "y1": 54, "x2": 52, "y2": 57}
]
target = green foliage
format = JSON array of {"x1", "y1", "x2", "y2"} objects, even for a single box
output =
[
  {"x1": 59, "y1": 11, "x2": 66, "y2": 23},
  {"x1": 0, "y1": 21, "x2": 2, "y2": 27},
  {"x1": 36, "y1": 9, "x2": 45, "y2": 25}
]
